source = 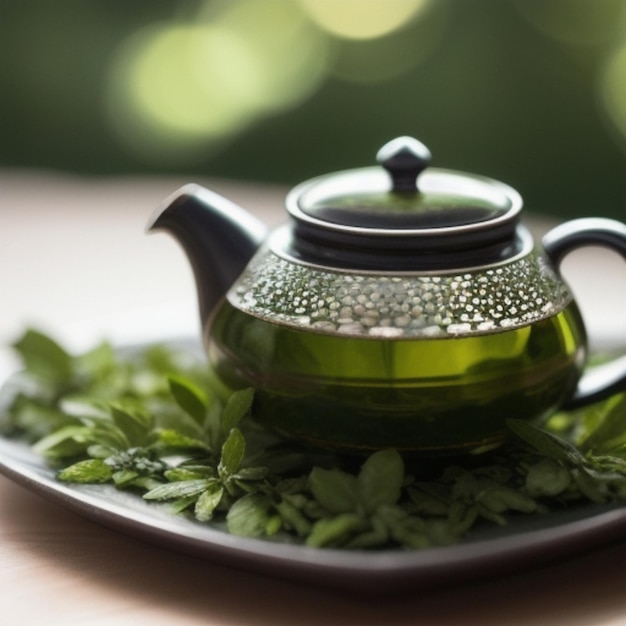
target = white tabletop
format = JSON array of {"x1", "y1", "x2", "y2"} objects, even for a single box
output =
[{"x1": 1, "y1": 170, "x2": 626, "y2": 625}]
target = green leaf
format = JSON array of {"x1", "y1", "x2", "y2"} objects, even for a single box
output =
[
  {"x1": 572, "y1": 467, "x2": 609, "y2": 503},
  {"x1": 344, "y1": 525, "x2": 390, "y2": 549},
  {"x1": 153, "y1": 408, "x2": 205, "y2": 441},
  {"x1": 112, "y1": 469, "x2": 139, "y2": 487},
  {"x1": 448, "y1": 501, "x2": 479, "y2": 536},
  {"x1": 476, "y1": 485, "x2": 537, "y2": 514},
  {"x1": 32, "y1": 424, "x2": 93, "y2": 459},
  {"x1": 357, "y1": 449, "x2": 404, "y2": 514},
  {"x1": 525, "y1": 458, "x2": 572, "y2": 497},
  {"x1": 169, "y1": 495, "x2": 199, "y2": 514},
  {"x1": 218, "y1": 427, "x2": 246, "y2": 478},
  {"x1": 507, "y1": 419, "x2": 587, "y2": 466},
  {"x1": 226, "y1": 493, "x2": 274, "y2": 537},
  {"x1": 143, "y1": 478, "x2": 213, "y2": 501},
  {"x1": 407, "y1": 484, "x2": 450, "y2": 516},
  {"x1": 265, "y1": 515, "x2": 283, "y2": 537},
  {"x1": 59, "y1": 396, "x2": 109, "y2": 420},
  {"x1": 578, "y1": 395, "x2": 626, "y2": 455},
  {"x1": 75, "y1": 341, "x2": 116, "y2": 378},
  {"x1": 164, "y1": 467, "x2": 214, "y2": 482},
  {"x1": 168, "y1": 375, "x2": 209, "y2": 424},
  {"x1": 12, "y1": 329, "x2": 73, "y2": 384},
  {"x1": 275, "y1": 499, "x2": 311, "y2": 536},
  {"x1": 110, "y1": 405, "x2": 153, "y2": 447},
  {"x1": 305, "y1": 514, "x2": 367, "y2": 548},
  {"x1": 5, "y1": 399, "x2": 75, "y2": 441},
  {"x1": 308, "y1": 467, "x2": 358, "y2": 514},
  {"x1": 87, "y1": 443, "x2": 118, "y2": 459},
  {"x1": 372, "y1": 506, "x2": 424, "y2": 549},
  {"x1": 234, "y1": 466, "x2": 269, "y2": 481},
  {"x1": 220, "y1": 388, "x2": 254, "y2": 437},
  {"x1": 87, "y1": 420, "x2": 129, "y2": 450},
  {"x1": 58, "y1": 459, "x2": 113, "y2": 483},
  {"x1": 156, "y1": 428, "x2": 210, "y2": 451},
  {"x1": 194, "y1": 483, "x2": 224, "y2": 522},
  {"x1": 129, "y1": 476, "x2": 162, "y2": 491}
]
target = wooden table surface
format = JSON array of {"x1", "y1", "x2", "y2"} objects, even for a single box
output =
[{"x1": 1, "y1": 170, "x2": 626, "y2": 625}]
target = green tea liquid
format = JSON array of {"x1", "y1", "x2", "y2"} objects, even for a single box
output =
[{"x1": 207, "y1": 301, "x2": 585, "y2": 454}]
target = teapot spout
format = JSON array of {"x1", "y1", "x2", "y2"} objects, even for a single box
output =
[{"x1": 147, "y1": 183, "x2": 268, "y2": 329}]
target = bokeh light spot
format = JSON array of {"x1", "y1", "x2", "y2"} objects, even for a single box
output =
[
  {"x1": 298, "y1": 0, "x2": 430, "y2": 41},
  {"x1": 105, "y1": 22, "x2": 259, "y2": 162},
  {"x1": 132, "y1": 24, "x2": 262, "y2": 136},
  {"x1": 329, "y1": 3, "x2": 444, "y2": 84},
  {"x1": 600, "y1": 43, "x2": 626, "y2": 141},
  {"x1": 213, "y1": 0, "x2": 331, "y2": 113},
  {"x1": 105, "y1": 1, "x2": 331, "y2": 163},
  {"x1": 514, "y1": 0, "x2": 624, "y2": 46}
]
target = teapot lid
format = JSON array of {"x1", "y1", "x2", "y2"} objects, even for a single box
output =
[{"x1": 284, "y1": 137, "x2": 524, "y2": 271}]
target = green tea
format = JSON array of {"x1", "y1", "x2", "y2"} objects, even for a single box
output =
[{"x1": 207, "y1": 301, "x2": 586, "y2": 455}]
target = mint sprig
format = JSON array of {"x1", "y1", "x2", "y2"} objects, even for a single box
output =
[{"x1": 2, "y1": 328, "x2": 626, "y2": 550}]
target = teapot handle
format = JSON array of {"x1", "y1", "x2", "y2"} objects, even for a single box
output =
[{"x1": 542, "y1": 217, "x2": 626, "y2": 409}]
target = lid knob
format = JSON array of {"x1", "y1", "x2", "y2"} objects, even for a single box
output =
[{"x1": 376, "y1": 136, "x2": 431, "y2": 193}]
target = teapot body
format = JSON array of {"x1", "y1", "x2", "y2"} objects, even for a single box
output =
[
  {"x1": 205, "y1": 225, "x2": 586, "y2": 454},
  {"x1": 150, "y1": 137, "x2": 626, "y2": 455}
]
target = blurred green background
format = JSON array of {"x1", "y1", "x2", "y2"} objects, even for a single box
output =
[{"x1": 1, "y1": 0, "x2": 626, "y2": 219}]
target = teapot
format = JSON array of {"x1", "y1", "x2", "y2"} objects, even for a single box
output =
[{"x1": 148, "y1": 136, "x2": 626, "y2": 455}]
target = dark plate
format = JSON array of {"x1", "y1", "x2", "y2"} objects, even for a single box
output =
[{"x1": 2, "y1": 411, "x2": 626, "y2": 593}]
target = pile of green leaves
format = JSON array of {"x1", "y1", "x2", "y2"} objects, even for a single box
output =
[{"x1": 2, "y1": 329, "x2": 626, "y2": 550}]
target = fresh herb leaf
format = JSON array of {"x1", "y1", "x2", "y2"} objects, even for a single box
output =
[
  {"x1": 218, "y1": 427, "x2": 246, "y2": 478},
  {"x1": 194, "y1": 482, "x2": 224, "y2": 522},
  {"x1": 110, "y1": 405, "x2": 154, "y2": 448},
  {"x1": 12, "y1": 329, "x2": 73, "y2": 385},
  {"x1": 33, "y1": 424, "x2": 94, "y2": 460},
  {"x1": 306, "y1": 514, "x2": 367, "y2": 548},
  {"x1": 578, "y1": 394, "x2": 626, "y2": 455},
  {"x1": 226, "y1": 493, "x2": 275, "y2": 538},
  {"x1": 275, "y1": 498, "x2": 312, "y2": 536},
  {"x1": 58, "y1": 458, "x2": 113, "y2": 483},
  {"x1": 524, "y1": 458, "x2": 572, "y2": 498},
  {"x1": 220, "y1": 388, "x2": 254, "y2": 437},
  {"x1": 507, "y1": 419, "x2": 587, "y2": 466},
  {"x1": 156, "y1": 428, "x2": 210, "y2": 451},
  {"x1": 308, "y1": 467, "x2": 358, "y2": 514},
  {"x1": 143, "y1": 478, "x2": 214, "y2": 501},
  {"x1": 168, "y1": 375, "x2": 209, "y2": 425},
  {"x1": 357, "y1": 449, "x2": 404, "y2": 514}
]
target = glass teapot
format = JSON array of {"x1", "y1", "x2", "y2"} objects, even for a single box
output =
[{"x1": 148, "y1": 137, "x2": 626, "y2": 455}]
